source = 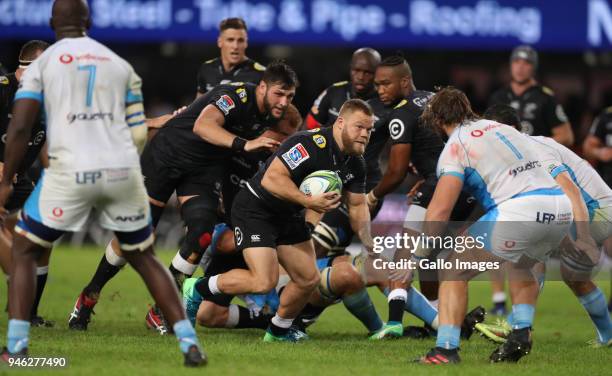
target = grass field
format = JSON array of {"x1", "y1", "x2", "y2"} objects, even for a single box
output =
[{"x1": 0, "y1": 245, "x2": 610, "y2": 375}]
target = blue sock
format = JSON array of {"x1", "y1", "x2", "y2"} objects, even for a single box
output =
[
  {"x1": 404, "y1": 287, "x2": 438, "y2": 326},
  {"x1": 342, "y1": 289, "x2": 383, "y2": 332},
  {"x1": 511, "y1": 304, "x2": 535, "y2": 330},
  {"x1": 578, "y1": 288, "x2": 612, "y2": 343},
  {"x1": 173, "y1": 319, "x2": 201, "y2": 354},
  {"x1": 436, "y1": 325, "x2": 460, "y2": 350},
  {"x1": 7, "y1": 319, "x2": 30, "y2": 353}
]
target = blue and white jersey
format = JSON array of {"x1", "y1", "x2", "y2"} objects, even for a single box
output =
[
  {"x1": 528, "y1": 135, "x2": 612, "y2": 213},
  {"x1": 437, "y1": 119, "x2": 559, "y2": 211},
  {"x1": 16, "y1": 36, "x2": 144, "y2": 172}
]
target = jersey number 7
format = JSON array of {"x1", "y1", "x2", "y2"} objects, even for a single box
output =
[{"x1": 78, "y1": 65, "x2": 97, "y2": 108}]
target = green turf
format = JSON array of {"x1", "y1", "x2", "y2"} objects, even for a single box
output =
[{"x1": 0, "y1": 245, "x2": 610, "y2": 375}]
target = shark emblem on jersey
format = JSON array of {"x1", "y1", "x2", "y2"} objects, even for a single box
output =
[
  {"x1": 282, "y1": 143, "x2": 310, "y2": 170},
  {"x1": 216, "y1": 95, "x2": 235, "y2": 115}
]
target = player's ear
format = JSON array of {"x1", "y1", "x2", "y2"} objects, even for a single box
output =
[{"x1": 217, "y1": 35, "x2": 223, "y2": 49}]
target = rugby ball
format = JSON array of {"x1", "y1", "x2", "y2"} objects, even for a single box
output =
[{"x1": 299, "y1": 170, "x2": 342, "y2": 196}]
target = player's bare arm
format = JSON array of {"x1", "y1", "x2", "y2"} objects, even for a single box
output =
[
  {"x1": 368, "y1": 143, "x2": 411, "y2": 208},
  {"x1": 346, "y1": 191, "x2": 373, "y2": 252},
  {"x1": 193, "y1": 104, "x2": 279, "y2": 152},
  {"x1": 551, "y1": 122, "x2": 574, "y2": 147},
  {"x1": 261, "y1": 158, "x2": 340, "y2": 213}
]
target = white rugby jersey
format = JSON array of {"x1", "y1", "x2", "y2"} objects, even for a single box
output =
[
  {"x1": 437, "y1": 119, "x2": 559, "y2": 211},
  {"x1": 16, "y1": 36, "x2": 143, "y2": 171},
  {"x1": 528, "y1": 135, "x2": 612, "y2": 211}
]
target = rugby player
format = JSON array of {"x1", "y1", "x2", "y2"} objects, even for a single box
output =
[
  {"x1": 488, "y1": 45, "x2": 574, "y2": 315},
  {"x1": 0, "y1": 40, "x2": 51, "y2": 327},
  {"x1": 196, "y1": 17, "x2": 265, "y2": 96},
  {"x1": 475, "y1": 105, "x2": 612, "y2": 348},
  {"x1": 68, "y1": 63, "x2": 297, "y2": 334},
  {"x1": 365, "y1": 56, "x2": 475, "y2": 339},
  {"x1": 305, "y1": 48, "x2": 380, "y2": 129},
  {"x1": 0, "y1": 0, "x2": 206, "y2": 366},
  {"x1": 414, "y1": 88, "x2": 573, "y2": 364},
  {"x1": 583, "y1": 106, "x2": 612, "y2": 312},
  {"x1": 192, "y1": 99, "x2": 375, "y2": 342}
]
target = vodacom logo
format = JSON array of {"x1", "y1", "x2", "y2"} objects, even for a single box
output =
[
  {"x1": 59, "y1": 54, "x2": 74, "y2": 64},
  {"x1": 470, "y1": 130, "x2": 483, "y2": 137}
]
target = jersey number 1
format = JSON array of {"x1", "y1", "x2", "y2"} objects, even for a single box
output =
[{"x1": 78, "y1": 65, "x2": 96, "y2": 107}]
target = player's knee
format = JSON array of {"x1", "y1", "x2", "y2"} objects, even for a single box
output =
[
  {"x1": 180, "y1": 196, "x2": 217, "y2": 255},
  {"x1": 331, "y1": 263, "x2": 364, "y2": 294},
  {"x1": 251, "y1": 274, "x2": 278, "y2": 294},
  {"x1": 299, "y1": 269, "x2": 321, "y2": 292}
]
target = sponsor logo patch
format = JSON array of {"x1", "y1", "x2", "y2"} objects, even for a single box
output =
[
  {"x1": 59, "y1": 54, "x2": 74, "y2": 64},
  {"x1": 251, "y1": 234, "x2": 261, "y2": 242},
  {"x1": 0, "y1": 76, "x2": 8, "y2": 85},
  {"x1": 235, "y1": 88, "x2": 247, "y2": 103},
  {"x1": 235, "y1": 227, "x2": 243, "y2": 246},
  {"x1": 389, "y1": 119, "x2": 405, "y2": 140},
  {"x1": 313, "y1": 134, "x2": 326, "y2": 148},
  {"x1": 215, "y1": 95, "x2": 235, "y2": 115},
  {"x1": 282, "y1": 143, "x2": 310, "y2": 170}
]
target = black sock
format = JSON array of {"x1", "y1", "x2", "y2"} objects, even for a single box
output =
[
  {"x1": 235, "y1": 306, "x2": 271, "y2": 329},
  {"x1": 295, "y1": 303, "x2": 326, "y2": 329},
  {"x1": 268, "y1": 321, "x2": 290, "y2": 337},
  {"x1": 83, "y1": 254, "x2": 123, "y2": 298},
  {"x1": 195, "y1": 277, "x2": 214, "y2": 299},
  {"x1": 388, "y1": 299, "x2": 405, "y2": 323},
  {"x1": 30, "y1": 271, "x2": 48, "y2": 318}
]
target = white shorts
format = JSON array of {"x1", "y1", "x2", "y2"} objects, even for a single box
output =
[
  {"x1": 16, "y1": 167, "x2": 152, "y2": 250},
  {"x1": 468, "y1": 192, "x2": 573, "y2": 263}
]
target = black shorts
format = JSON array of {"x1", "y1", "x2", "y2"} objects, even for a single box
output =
[
  {"x1": 140, "y1": 140, "x2": 223, "y2": 205},
  {"x1": 203, "y1": 252, "x2": 248, "y2": 307},
  {"x1": 5, "y1": 174, "x2": 35, "y2": 212},
  {"x1": 231, "y1": 188, "x2": 311, "y2": 251},
  {"x1": 315, "y1": 199, "x2": 384, "y2": 250}
]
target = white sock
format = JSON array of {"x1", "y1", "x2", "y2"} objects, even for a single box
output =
[
  {"x1": 36, "y1": 266, "x2": 49, "y2": 275},
  {"x1": 492, "y1": 292, "x2": 507, "y2": 303},
  {"x1": 271, "y1": 314, "x2": 293, "y2": 329},
  {"x1": 431, "y1": 315, "x2": 439, "y2": 330},
  {"x1": 225, "y1": 304, "x2": 240, "y2": 328},
  {"x1": 105, "y1": 242, "x2": 127, "y2": 267},
  {"x1": 388, "y1": 288, "x2": 408, "y2": 302},
  {"x1": 171, "y1": 252, "x2": 197, "y2": 275},
  {"x1": 208, "y1": 275, "x2": 221, "y2": 295}
]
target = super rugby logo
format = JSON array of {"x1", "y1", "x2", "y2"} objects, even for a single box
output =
[
  {"x1": 215, "y1": 95, "x2": 235, "y2": 115},
  {"x1": 282, "y1": 143, "x2": 310, "y2": 170},
  {"x1": 389, "y1": 119, "x2": 405, "y2": 140}
]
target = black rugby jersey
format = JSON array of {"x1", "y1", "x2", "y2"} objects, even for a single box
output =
[
  {"x1": 0, "y1": 73, "x2": 46, "y2": 174},
  {"x1": 196, "y1": 57, "x2": 265, "y2": 94},
  {"x1": 248, "y1": 126, "x2": 366, "y2": 215},
  {"x1": 589, "y1": 106, "x2": 612, "y2": 185},
  {"x1": 387, "y1": 90, "x2": 444, "y2": 179},
  {"x1": 154, "y1": 83, "x2": 274, "y2": 167},
  {"x1": 309, "y1": 81, "x2": 377, "y2": 127},
  {"x1": 489, "y1": 84, "x2": 568, "y2": 137},
  {"x1": 363, "y1": 96, "x2": 392, "y2": 190}
]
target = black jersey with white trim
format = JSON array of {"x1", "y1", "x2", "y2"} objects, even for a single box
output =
[
  {"x1": 489, "y1": 84, "x2": 568, "y2": 137},
  {"x1": 196, "y1": 57, "x2": 265, "y2": 94},
  {"x1": 309, "y1": 81, "x2": 377, "y2": 127},
  {"x1": 387, "y1": 90, "x2": 444, "y2": 179},
  {"x1": 0, "y1": 73, "x2": 46, "y2": 174},
  {"x1": 154, "y1": 82, "x2": 274, "y2": 166},
  {"x1": 248, "y1": 126, "x2": 366, "y2": 215}
]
